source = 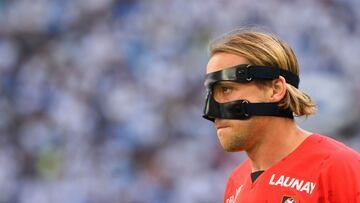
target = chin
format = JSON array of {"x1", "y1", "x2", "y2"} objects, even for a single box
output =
[
  {"x1": 219, "y1": 141, "x2": 244, "y2": 152},
  {"x1": 223, "y1": 147, "x2": 241, "y2": 152},
  {"x1": 217, "y1": 133, "x2": 247, "y2": 152},
  {"x1": 225, "y1": 145, "x2": 245, "y2": 152}
]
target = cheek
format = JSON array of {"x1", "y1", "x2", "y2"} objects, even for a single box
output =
[{"x1": 242, "y1": 87, "x2": 269, "y2": 103}]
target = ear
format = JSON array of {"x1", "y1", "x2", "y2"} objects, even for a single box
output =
[{"x1": 270, "y1": 76, "x2": 287, "y2": 102}]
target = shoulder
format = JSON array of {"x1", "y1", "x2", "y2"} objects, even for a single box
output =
[
  {"x1": 295, "y1": 134, "x2": 359, "y2": 166},
  {"x1": 299, "y1": 134, "x2": 360, "y2": 177},
  {"x1": 313, "y1": 135, "x2": 360, "y2": 202},
  {"x1": 314, "y1": 134, "x2": 360, "y2": 163},
  {"x1": 313, "y1": 134, "x2": 360, "y2": 187},
  {"x1": 322, "y1": 144, "x2": 360, "y2": 174},
  {"x1": 309, "y1": 134, "x2": 360, "y2": 158}
]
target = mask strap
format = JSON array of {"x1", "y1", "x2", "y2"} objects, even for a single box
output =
[{"x1": 203, "y1": 96, "x2": 293, "y2": 122}]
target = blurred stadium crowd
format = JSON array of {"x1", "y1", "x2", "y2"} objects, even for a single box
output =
[{"x1": 0, "y1": 0, "x2": 360, "y2": 202}]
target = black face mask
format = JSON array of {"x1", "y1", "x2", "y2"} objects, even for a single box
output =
[{"x1": 202, "y1": 64, "x2": 300, "y2": 122}]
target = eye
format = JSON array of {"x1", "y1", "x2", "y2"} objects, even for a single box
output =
[
  {"x1": 213, "y1": 83, "x2": 235, "y2": 103},
  {"x1": 221, "y1": 86, "x2": 233, "y2": 94}
]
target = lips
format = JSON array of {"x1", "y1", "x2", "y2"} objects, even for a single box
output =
[
  {"x1": 215, "y1": 122, "x2": 230, "y2": 130},
  {"x1": 215, "y1": 119, "x2": 230, "y2": 130},
  {"x1": 216, "y1": 125, "x2": 228, "y2": 130}
]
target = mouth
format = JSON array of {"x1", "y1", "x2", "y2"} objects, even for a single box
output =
[
  {"x1": 215, "y1": 119, "x2": 230, "y2": 130},
  {"x1": 215, "y1": 124, "x2": 230, "y2": 130}
]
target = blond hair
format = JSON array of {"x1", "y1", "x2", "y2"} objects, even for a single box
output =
[{"x1": 209, "y1": 28, "x2": 316, "y2": 117}]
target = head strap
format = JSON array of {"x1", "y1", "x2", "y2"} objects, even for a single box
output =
[{"x1": 204, "y1": 64, "x2": 299, "y2": 88}]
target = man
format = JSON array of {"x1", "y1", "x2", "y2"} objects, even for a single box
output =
[{"x1": 202, "y1": 29, "x2": 360, "y2": 202}]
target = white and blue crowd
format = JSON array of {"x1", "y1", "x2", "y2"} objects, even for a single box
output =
[{"x1": 0, "y1": 0, "x2": 360, "y2": 202}]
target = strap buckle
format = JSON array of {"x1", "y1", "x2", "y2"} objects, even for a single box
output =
[
  {"x1": 236, "y1": 64, "x2": 253, "y2": 82},
  {"x1": 233, "y1": 100, "x2": 250, "y2": 119}
]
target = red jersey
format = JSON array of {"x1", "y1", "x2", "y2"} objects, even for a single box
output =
[{"x1": 224, "y1": 134, "x2": 360, "y2": 203}]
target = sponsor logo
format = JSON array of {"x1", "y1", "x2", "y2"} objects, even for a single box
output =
[
  {"x1": 281, "y1": 195, "x2": 296, "y2": 203},
  {"x1": 269, "y1": 174, "x2": 316, "y2": 194},
  {"x1": 226, "y1": 185, "x2": 243, "y2": 203}
]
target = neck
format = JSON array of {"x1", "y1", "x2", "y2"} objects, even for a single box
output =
[{"x1": 246, "y1": 117, "x2": 311, "y2": 172}]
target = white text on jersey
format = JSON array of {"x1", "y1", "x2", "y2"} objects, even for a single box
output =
[
  {"x1": 269, "y1": 174, "x2": 316, "y2": 194},
  {"x1": 226, "y1": 185, "x2": 243, "y2": 203}
]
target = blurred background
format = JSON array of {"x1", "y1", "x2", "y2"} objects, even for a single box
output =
[{"x1": 0, "y1": 0, "x2": 360, "y2": 202}]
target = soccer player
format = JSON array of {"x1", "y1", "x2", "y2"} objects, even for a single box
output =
[{"x1": 202, "y1": 29, "x2": 360, "y2": 203}]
